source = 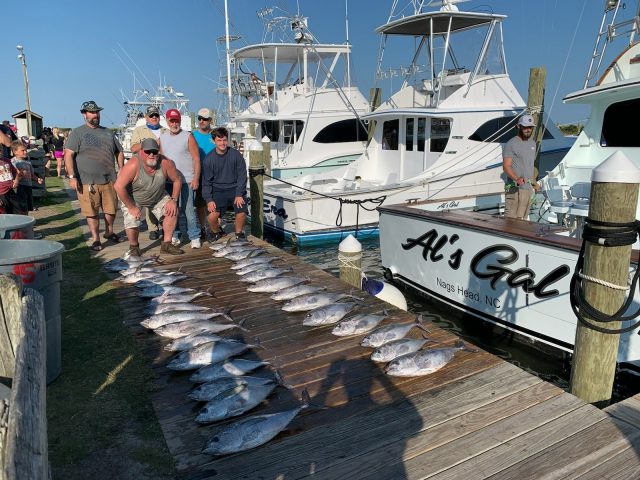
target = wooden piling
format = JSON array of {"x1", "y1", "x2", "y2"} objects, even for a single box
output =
[
  {"x1": 368, "y1": 88, "x2": 382, "y2": 142},
  {"x1": 338, "y1": 235, "x2": 362, "y2": 289},
  {"x1": 261, "y1": 136, "x2": 271, "y2": 176},
  {"x1": 249, "y1": 143, "x2": 264, "y2": 239},
  {"x1": 569, "y1": 155, "x2": 640, "y2": 405},
  {"x1": 527, "y1": 66, "x2": 546, "y2": 179}
]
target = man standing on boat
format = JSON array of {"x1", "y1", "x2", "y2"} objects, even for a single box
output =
[
  {"x1": 192, "y1": 107, "x2": 216, "y2": 240},
  {"x1": 502, "y1": 114, "x2": 540, "y2": 220},
  {"x1": 201, "y1": 127, "x2": 248, "y2": 241}
]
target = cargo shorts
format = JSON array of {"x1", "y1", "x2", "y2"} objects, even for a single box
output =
[{"x1": 121, "y1": 195, "x2": 172, "y2": 229}]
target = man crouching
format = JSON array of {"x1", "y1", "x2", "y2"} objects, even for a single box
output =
[{"x1": 114, "y1": 138, "x2": 184, "y2": 256}]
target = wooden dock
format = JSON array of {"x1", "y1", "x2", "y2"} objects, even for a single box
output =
[{"x1": 78, "y1": 207, "x2": 640, "y2": 478}]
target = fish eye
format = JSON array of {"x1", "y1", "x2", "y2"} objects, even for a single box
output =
[{"x1": 212, "y1": 437, "x2": 219, "y2": 443}]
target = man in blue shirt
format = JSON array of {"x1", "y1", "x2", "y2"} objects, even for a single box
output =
[
  {"x1": 201, "y1": 127, "x2": 248, "y2": 241},
  {"x1": 192, "y1": 107, "x2": 216, "y2": 239}
]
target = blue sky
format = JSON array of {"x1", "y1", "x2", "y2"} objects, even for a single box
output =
[{"x1": 0, "y1": 0, "x2": 620, "y2": 129}]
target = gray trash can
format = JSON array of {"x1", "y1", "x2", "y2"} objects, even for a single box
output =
[
  {"x1": 0, "y1": 214, "x2": 35, "y2": 239},
  {"x1": 0, "y1": 240, "x2": 64, "y2": 383}
]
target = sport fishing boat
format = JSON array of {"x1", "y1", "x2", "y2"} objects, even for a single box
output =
[
  {"x1": 259, "y1": 0, "x2": 571, "y2": 244},
  {"x1": 378, "y1": 0, "x2": 640, "y2": 370}
]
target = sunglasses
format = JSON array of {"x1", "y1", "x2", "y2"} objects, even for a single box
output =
[
  {"x1": 198, "y1": 116, "x2": 212, "y2": 121},
  {"x1": 148, "y1": 114, "x2": 160, "y2": 118},
  {"x1": 144, "y1": 149, "x2": 159, "y2": 155}
]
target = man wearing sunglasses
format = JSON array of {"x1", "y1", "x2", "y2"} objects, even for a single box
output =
[
  {"x1": 192, "y1": 107, "x2": 216, "y2": 240},
  {"x1": 130, "y1": 105, "x2": 168, "y2": 240},
  {"x1": 502, "y1": 114, "x2": 540, "y2": 220},
  {"x1": 114, "y1": 138, "x2": 183, "y2": 256}
]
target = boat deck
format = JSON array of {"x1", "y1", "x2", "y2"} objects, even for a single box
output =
[{"x1": 77, "y1": 199, "x2": 640, "y2": 478}]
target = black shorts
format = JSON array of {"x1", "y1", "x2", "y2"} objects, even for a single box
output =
[
  {"x1": 211, "y1": 188, "x2": 248, "y2": 214},
  {"x1": 0, "y1": 190, "x2": 22, "y2": 214},
  {"x1": 16, "y1": 185, "x2": 33, "y2": 212}
]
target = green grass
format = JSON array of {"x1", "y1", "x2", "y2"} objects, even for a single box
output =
[{"x1": 42, "y1": 178, "x2": 175, "y2": 478}]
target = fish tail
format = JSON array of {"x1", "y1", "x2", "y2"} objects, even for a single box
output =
[{"x1": 415, "y1": 315, "x2": 431, "y2": 335}]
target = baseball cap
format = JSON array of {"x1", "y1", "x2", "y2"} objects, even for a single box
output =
[
  {"x1": 165, "y1": 109, "x2": 181, "y2": 121},
  {"x1": 80, "y1": 100, "x2": 103, "y2": 112},
  {"x1": 146, "y1": 105, "x2": 160, "y2": 116},
  {"x1": 141, "y1": 138, "x2": 160, "y2": 151},
  {"x1": 518, "y1": 114, "x2": 536, "y2": 127},
  {"x1": 197, "y1": 108, "x2": 212, "y2": 119}
]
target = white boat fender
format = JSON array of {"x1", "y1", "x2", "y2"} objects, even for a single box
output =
[{"x1": 362, "y1": 277, "x2": 407, "y2": 311}]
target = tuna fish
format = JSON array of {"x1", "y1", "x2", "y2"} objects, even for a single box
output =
[
  {"x1": 210, "y1": 238, "x2": 251, "y2": 251},
  {"x1": 105, "y1": 255, "x2": 160, "y2": 271},
  {"x1": 190, "y1": 359, "x2": 271, "y2": 383},
  {"x1": 361, "y1": 315, "x2": 429, "y2": 348},
  {"x1": 385, "y1": 341, "x2": 477, "y2": 377},
  {"x1": 189, "y1": 375, "x2": 274, "y2": 402},
  {"x1": 370, "y1": 337, "x2": 429, "y2": 363},
  {"x1": 137, "y1": 286, "x2": 195, "y2": 298},
  {"x1": 154, "y1": 319, "x2": 245, "y2": 339},
  {"x1": 212, "y1": 245, "x2": 261, "y2": 258},
  {"x1": 282, "y1": 293, "x2": 362, "y2": 312},
  {"x1": 164, "y1": 330, "x2": 232, "y2": 352},
  {"x1": 121, "y1": 271, "x2": 181, "y2": 284},
  {"x1": 331, "y1": 311, "x2": 388, "y2": 336},
  {"x1": 225, "y1": 249, "x2": 267, "y2": 261},
  {"x1": 148, "y1": 290, "x2": 213, "y2": 305},
  {"x1": 195, "y1": 380, "x2": 278, "y2": 424},
  {"x1": 202, "y1": 390, "x2": 312, "y2": 456},
  {"x1": 134, "y1": 274, "x2": 188, "y2": 288},
  {"x1": 119, "y1": 266, "x2": 163, "y2": 277},
  {"x1": 270, "y1": 285, "x2": 327, "y2": 301},
  {"x1": 240, "y1": 268, "x2": 291, "y2": 284},
  {"x1": 302, "y1": 303, "x2": 358, "y2": 326},
  {"x1": 231, "y1": 255, "x2": 278, "y2": 270},
  {"x1": 247, "y1": 276, "x2": 308, "y2": 293},
  {"x1": 144, "y1": 302, "x2": 211, "y2": 315},
  {"x1": 141, "y1": 309, "x2": 232, "y2": 330},
  {"x1": 167, "y1": 340, "x2": 255, "y2": 371}
]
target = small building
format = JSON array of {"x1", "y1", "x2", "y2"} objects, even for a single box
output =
[{"x1": 12, "y1": 110, "x2": 43, "y2": 138}]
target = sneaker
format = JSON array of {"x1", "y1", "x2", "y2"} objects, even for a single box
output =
[
  {"x1": 191, "y1": 238, "x2": 202, "y2": 249},
  {"x1": 171, "y1": 237, "x2": 181, "y2": 247},
  {"x1": 235, "y1": 231, "x2": 246, "y2": 240},
  {"x1": 208, "y1": 230, "x2": 227, "y2": 243},
  {"x1": 128, "y1": 245, "x2": 142, "y2": 257},
  {"x1": 160, "y1": 241, "x2": 184, "y2": 255}
]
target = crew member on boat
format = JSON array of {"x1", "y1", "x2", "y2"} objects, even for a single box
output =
[{"x1": 502, "y1": 114, "x2": 540, "y2": 220}]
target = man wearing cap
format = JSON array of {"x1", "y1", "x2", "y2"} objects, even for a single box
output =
[
  {"x1": 502, "y1": 114, "x2": 540, "y2": 220},
  {"x1": 159, "y1": 109, "x2": 202, "y2": 248},
  {"x1": 114, "y1": 138, "x2": 184, "y2": 256},
  {"x1": 130, "y1": 105, "x2": 168, "y2": 240},
  {"x1": 192, "y1": 107, "x2": 216, "y2": 239},
  {"x1": 65, "y1": 100, "x2": 125, "y2": 251}
]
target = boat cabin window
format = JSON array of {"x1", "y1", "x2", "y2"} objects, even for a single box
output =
[
  {"x1": 601, "y1": 99, "x2": 640, "y2": 147},
  {"x1": 469, "y1": 116, "x2": 554, "y2": 143},
  {"x1": 312, "y1": 119, "x2": 367, "y2": 143},
  {"x1": 260, "y1": 120, "x2": 304, "y2": 143},
  {"x1": 417, "y1": 118, "x2": 426, "y2": 152},
  {"x1": 382, "y1": 119, "x2": 399, "y2": 150},
  {"x1": 260, "y1": 120, "x2": 280, "y2": 142},
  {"x1": 406, "y1": 118, "x2": 414, "y2": 151},
  {"x1": 430, "y1": 118, "x2": 451, "y2": 153}
]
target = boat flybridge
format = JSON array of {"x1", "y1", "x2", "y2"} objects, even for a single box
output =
[
  {"x1": 260, "y1": 0, "x2": 571, "y2": 244},
  {"x1": 379, "y1": 0, "x2": 640, "y2": 370},
  {"x1": 228, "y1": 19, "x2": 370, "y2": 179}
]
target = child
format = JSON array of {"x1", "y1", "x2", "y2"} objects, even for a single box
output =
[
  {"x1": 10, "y1": 140, "x2": 42, "y2": 214},
  {"x1": 0, "y1": 155, "x2": 21, "y2": 214}
]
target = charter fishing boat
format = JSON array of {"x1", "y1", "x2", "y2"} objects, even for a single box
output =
[
  {"x1": 259, "y1": 0, "x2": 571, "y2": 244},
  {"x1": 378, "y1": 0, "x2": 640, "y2": 370},
  {"x1": 224, "y1": 8, "x2": 370, "y2": 179}
]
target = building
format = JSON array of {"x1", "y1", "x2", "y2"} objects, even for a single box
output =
[{"x1": 12, "y1": 110, "x2": 43, "y2": 138}]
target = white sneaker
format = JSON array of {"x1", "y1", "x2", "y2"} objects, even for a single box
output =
[
  {"x1": 171, "y1": 237, "x2": 181, "y2": 247},
  {"x1": 190, "y1": 238, "x2": 201, "y2": 249}
]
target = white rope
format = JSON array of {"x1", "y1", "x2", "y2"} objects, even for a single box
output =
[
  {"x1": 578, "y1": 272, "x2": 629, "y2": 291},
  {"x1": 338, "y1": 252, "x2": 362, "y2": 270}
]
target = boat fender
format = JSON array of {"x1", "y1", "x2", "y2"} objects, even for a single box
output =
[{"x1": 362, "y1": 277, "x2": 407, "y2": 311}]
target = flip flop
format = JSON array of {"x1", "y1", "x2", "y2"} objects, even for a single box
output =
[
  {"x1": 91, "y1": 240, "x2": 103, "y2": 252},
  {"x1": 103, "y1": 233, "x2": 122, "y2": 243}
]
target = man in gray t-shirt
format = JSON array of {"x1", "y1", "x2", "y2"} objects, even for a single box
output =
[
  {"x1": 502, "y1": 114, "x2": 540, "y2": 220},
  {"x1": 64, "y1": 100, "x2": 125, "y2": 251}
]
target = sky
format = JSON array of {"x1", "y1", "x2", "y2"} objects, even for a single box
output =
[{"x1": 0, "y1": 0, "x2": 625, "y2": 129}]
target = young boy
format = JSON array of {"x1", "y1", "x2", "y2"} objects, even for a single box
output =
[
  {"x1": 0, "y1": 155, "x2": 21, "y2": 214},
  {"x1": 10, "y1": 140, "x2": 43, "y2": 214}
]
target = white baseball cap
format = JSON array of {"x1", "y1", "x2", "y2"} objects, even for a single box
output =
[
  {"x1": 197, "y1": 108, "x2": 213, "y2": 119},
  {"x1": 518, "y1": 114, "x2": 536, "y2": 127}
]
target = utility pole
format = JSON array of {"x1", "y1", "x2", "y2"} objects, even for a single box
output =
[{"x1": 16, "y1": 45, "x2": 33, "y2": 137}]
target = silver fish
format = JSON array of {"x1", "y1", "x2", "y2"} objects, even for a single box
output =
[
  {"x1": 148, "y1": 290, "x2": 213, "y2": 305},
  {"x1": 331, "y1": 311, "x2": 388, "y2": 337},
  {"x1": 141, "y1": 310, "x2": 231, "y2": 330},
  {"x1": 144, "y1": 303, "x2": 211, "y2": 315},
  {"x1": 137, "y1": 286, "x2": 195, "y2": 298},
  {"x1": 121, "y1": 271, "x2": 181, "y2": 283},
  {"x1": 371, "y1": 338, "x2": 429, "y2": 363},
  {"x1": 119, "y1": 266, "x2": 162, "y2": 277},
  {"x1": 164, "y1": 330, "x2": 232, "y2": 352},
  {"x1": 361, "y1": 316, "x2": 429, "y2": 348},
  {"x1": 134, "y1": 274, "x2": 188, "y2": 287},
  {"x1": 270, "y1": 285, "x2": 327, "y2": 301},
  {"x1": 247, "y1": 276, "x2": 308, "y2": 293},
  {"x1": 385, "y1": 341, "x2": 477, "y2": 377},
  {"x1": 122, "y1": 251, "x2": 160, "y2": 262},
  {"x1": 302, "y1": 303, "x2": 358, "y2": 326},
  {"x1": 282, "y1": 293, "x2": 361, "y2": 312},
  {"x1": 195, "y1": 381, "x2": 277, "y2": 424},
  {"x1": 225, "y1": 249, "x2": 267, "y2": 261},
  {"x1": 189, "y1": 375, "x2": 274, "y2": 402},
  {"x1": 167, "y1": 340, "x2": 253, "y2": 371},
  {"x1": 231, "y1": 255, "x2": 278, "y2": 270},
  {"x1": 210, "y1": 238, "x2": 251, "y2": 251},
  {"x1": 212, "y1": 245, "x2": 260, "y2": 258},
  {"x1": 202, "y1": 390, "x2": 311, "y2": 456},
  {"x1": 190, "y1": 359, "x2": 270, "y2": 383},
  {"x1": 154, "y1": 319, "x2": 244, "y2": 339},
  {"x1": 240, "y1": 268, "x2": 291, "y2": 284}
]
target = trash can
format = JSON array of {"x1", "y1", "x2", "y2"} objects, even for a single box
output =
[
  {"x1": 0, "y1": 215, "x2": 35, "y2": 239},
  {"x1": 0, "y1": 240, "x2": 64, "y2": 383}
]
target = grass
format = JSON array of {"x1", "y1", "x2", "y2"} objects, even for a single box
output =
[{"x1": 41, "y1": 177, "x2": 175, "y2": 479}]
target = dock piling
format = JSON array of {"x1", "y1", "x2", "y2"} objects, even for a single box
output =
[
  {"x1": 338, "y1": 234, "x2": 362, "y2": 289},
  {"x1": 248, "y1": 140, "x2": 265, "y2": 239}
]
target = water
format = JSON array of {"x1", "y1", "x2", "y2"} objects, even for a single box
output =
[{"x1": 267, "y1": 234, "x2": 639, "y2": 403}]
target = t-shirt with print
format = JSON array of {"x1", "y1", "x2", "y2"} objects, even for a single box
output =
[
  {"x1": 502, "y1": 136, "x2": 536, "y2": 190},
  {"x1": 0, "y1": 159, "x2": 18, "y2": 195},
  {"x1": 11, "y1": 158, "x2": 34, "y2": 186},
  {"x1": 65, "y1": 124, "x2": 123, "y2": 184}
]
